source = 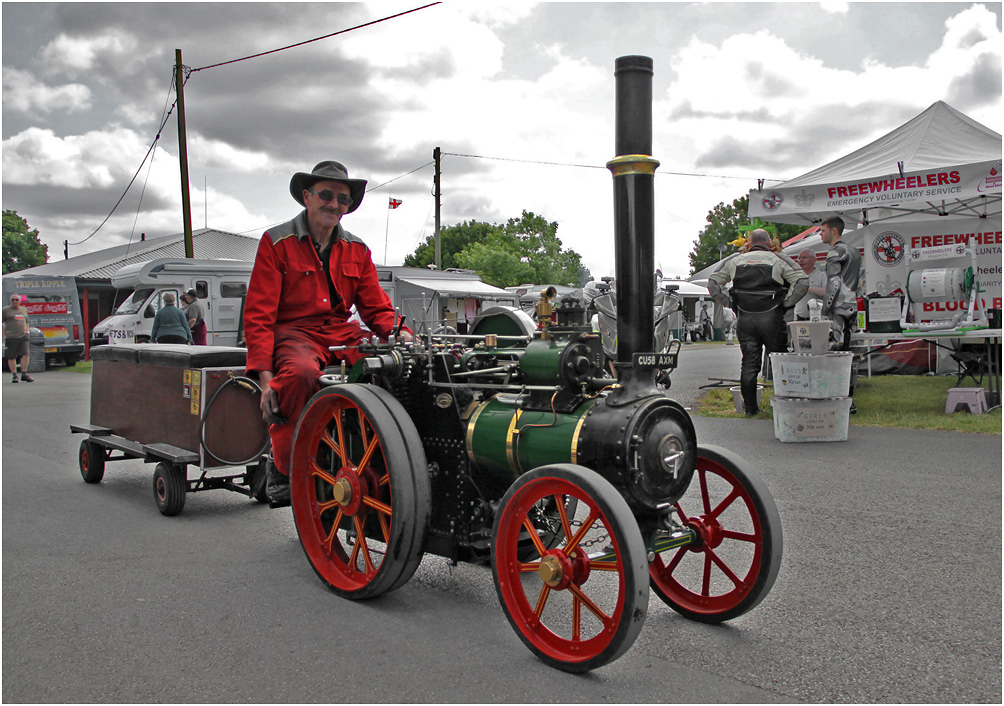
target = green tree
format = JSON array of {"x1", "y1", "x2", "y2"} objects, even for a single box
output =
[
  {"x1": 403, "y1": 220, "x2": 497, "y2": 270},
  {"x1": 402, "y1": 211, "x2": 588, "y2": 288},
  {"x1": 688, "y1": 196, "x2": 802, "y2": 275},
  {"x1": 500, "y1": 211, "x2": 585, "y2": 286},
  {"x1": 3, "y1": 210, "x2": 48, "y2": 274},
  {"x1": 454, "y1": 241, "x2": 535, "y2": 287}
]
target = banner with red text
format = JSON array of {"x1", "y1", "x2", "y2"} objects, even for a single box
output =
[
  {"x1": 860, "y1": 217, "x2": 1002, "y2": 321},
  {"x1": 750, "y1": 160, "x2": 1001, "y2": 221}
]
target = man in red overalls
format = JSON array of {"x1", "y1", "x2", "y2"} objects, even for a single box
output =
[{"x1": 244, "y1": 161, "x2": 412, "y2": 507}]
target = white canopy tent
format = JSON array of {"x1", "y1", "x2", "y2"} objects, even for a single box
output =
[
  {"x1": 748, "y1": 101, "x2": 1001, "y2": 228},
  {"x1": 745, "y1": 102, "x2": 1001, "y2": 374}
]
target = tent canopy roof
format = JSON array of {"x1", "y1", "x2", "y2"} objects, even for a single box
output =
[
  {"x1": 782, "y1": 101, "x2": 999, "y2": 186},
  {"x1": 396, "y1": 275, "x2": 516, "y2": 300},
  {"x1": 748, "y1": 101, "x2": 1002, "y2": 226}
]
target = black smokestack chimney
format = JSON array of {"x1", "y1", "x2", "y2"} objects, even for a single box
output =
[{"x1": 607, "y1": 55, "x2": 659, "y2": 365}]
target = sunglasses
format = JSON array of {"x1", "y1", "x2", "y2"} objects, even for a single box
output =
[{"x1": 309, "y1": 189, "x2": 353, "y2": 207}]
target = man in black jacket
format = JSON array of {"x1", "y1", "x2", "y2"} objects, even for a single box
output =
[{"x1": 708, "y1": 230, "x2": 808, "y2": 415}]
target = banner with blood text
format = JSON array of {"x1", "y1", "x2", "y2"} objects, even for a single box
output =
[{"x1": 860, "y1": 217, "x2": 1002, "y2": 322}]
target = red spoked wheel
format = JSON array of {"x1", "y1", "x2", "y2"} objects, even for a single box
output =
[
  {"x1": 290, "y1": 384, "x2": 430, "y2": 600},
  {"x1": 649, "y1": 445, "x2": 782, "y2": 622},
  {"x1": 492, "y1": 464, "x2": 648, "y2": 673}
]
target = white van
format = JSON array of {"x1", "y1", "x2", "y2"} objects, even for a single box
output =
[{"x1": 92, "y1": 258, "x2": 253, "y2": 346}]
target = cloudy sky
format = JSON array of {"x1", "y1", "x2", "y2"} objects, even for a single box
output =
[{"x1": 3, "y1": 2, "x2": 1001, "y2": 279}]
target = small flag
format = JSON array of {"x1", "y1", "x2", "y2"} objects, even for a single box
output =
[{"x1": 389, "y1": 198, "x2": 403, "y2": 210}]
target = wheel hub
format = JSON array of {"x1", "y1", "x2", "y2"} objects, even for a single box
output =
[
  {"x1": 538, "y1": 555, "x2": 563, "y2": 586},
  {"x1": 333, "y1": 478, "x2": 353, "y2": 506},
  {"x1": 331, "y1": 469, "x2": 367, "y2": 515},
  {"x1": 685, "y1": 515, "x2": 724, "y2": 550}
]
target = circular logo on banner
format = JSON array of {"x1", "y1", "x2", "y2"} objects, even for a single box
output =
[
  {"x1": 762, "y1": 193, "x2": 783, "y2": 210},
  {"x1": 872, "y1": 231, "x2": 906, "y2": 267}
]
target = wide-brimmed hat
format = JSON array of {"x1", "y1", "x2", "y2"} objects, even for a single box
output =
[{"x1": 289, "y1": 160, "x2": 367, "y2": 213}]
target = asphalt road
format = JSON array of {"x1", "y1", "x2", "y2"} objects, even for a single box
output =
[{"x1": 2, "y1": 356, "x2": 1001, "y2": 703}]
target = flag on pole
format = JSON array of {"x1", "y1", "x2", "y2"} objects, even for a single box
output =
[{"x1": 389, "y1": 197, "x2": 403, "y2": 209}]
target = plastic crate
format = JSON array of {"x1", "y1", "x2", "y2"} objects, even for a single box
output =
[
  {"x1": 770, "y1": 396, "x2": 852, "y2": 442},
  {"x1": 771, "y1": 351, "x2": 853, "y2": 399}
]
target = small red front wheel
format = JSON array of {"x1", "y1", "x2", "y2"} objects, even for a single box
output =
[
  {"x1": 492, "y1": 464, "x2": 648, "y2": 673},
  {"x1": 649, "y1": 445, "x2": 782, "y2": 622},
  {"x1": 153, "y1": 462, "x2": 186, "y2": 516},
  {"x1": 78, "y1": 439, "x2": 105, "y2": 484}
]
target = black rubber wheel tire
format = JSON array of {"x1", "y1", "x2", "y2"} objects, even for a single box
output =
[
  {"x1": 78, "y1": 439, "x2": 106, "y2": 484},
  {"x1": 492, "y1": 464, "x2": 649, "y2": 673},
  {"x1": 153, "y1": 462, "x2": 187, "y2": 516},
  {"x1": 649, "y1": 445, "x2": 782, "y2": 623},
  {"x1": 290, "y1": 384, "x2": 430, "y2": 600}
]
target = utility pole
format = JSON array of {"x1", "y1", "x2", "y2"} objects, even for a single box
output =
[
  {"x1": 433, "y1": 146, "x2": 441, "y2": 269},
  {"x1": 175, "y1": 49, "x2": 195, "y2": 259}
]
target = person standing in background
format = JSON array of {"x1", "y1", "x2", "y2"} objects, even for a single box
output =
[
  {"x1": 708, "y1": 229, "x2": 807, "y2": 415},
  {"x1": 182, "y1": 289, "x2": 207, "y2": 345},
  {"x1": 151, "y1": 292, "x2": 193, "y2": 344},
  {"x1": 794, "y1": 248, "x2": 828, "y2": 321},
  {"x1": 3, "y1": 294, "x2": 33, "y2": 383},
  {"x1": 818, "y1": 215, "x2": 862, "y2": 412}
]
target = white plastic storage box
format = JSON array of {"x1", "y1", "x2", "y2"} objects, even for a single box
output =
[
  {"x1": 787, "y1": 320, "x2": 830, "y2": 355},
  {"x1": 771, "y1": 351, "x2": 854, "y2": 399},
  {"x1": 770, "y1": 396, "x2": 852, "y2": 442}
]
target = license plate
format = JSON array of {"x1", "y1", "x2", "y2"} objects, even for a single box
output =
[
  {"x1": 45, "y1": 347, "x2": 57, "y2": 353},
  {"x1": 632, "y1": 352, "x2": 678, "y2": 369}
]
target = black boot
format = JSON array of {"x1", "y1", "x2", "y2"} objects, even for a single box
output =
[{"x1": 266, "y1": 459, "x2": 291, "y2": 508}]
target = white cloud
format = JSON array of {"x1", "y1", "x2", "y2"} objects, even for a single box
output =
[
  {"x1": 2, "y1": 126, "x2": 152, "y2": 188},
  {"x1": 1, "y1": 67, "x2": 91, "y2": 114},
  {"x1": 819, "y1": 1, "x2": 849, "y2": 14},
  {"x1": 39, "y1": 32, "x2": 137, "y2": 77},
  {"x1": 187, "y1": 135, "x2": 271, "y2": 172},
  {"x1": 342, "y1": 3, "x2": 513, "y2": 81}
]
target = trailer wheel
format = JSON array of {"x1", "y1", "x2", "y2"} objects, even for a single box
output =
[
  {"x1": 153, "y1": 462, "x2": 186, "y2": 516},
  {"x1": 649, "y1": 445, "x2": 782, "y2": 623},
  {"x1": 492, "y1": 464, "x2": 648, "y2": 673},
  {"x1": 78, "y1": 439, "x2": 106, "y2": 484},
  {"x1": 290, "y1": 384, "x2": 430, "y2": 600}
]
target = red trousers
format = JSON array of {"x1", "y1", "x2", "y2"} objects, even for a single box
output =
[{"x1": 267, "y1": 317, "x2": 370, "y2": 476}]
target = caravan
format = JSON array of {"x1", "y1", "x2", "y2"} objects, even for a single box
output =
[{"x1": 92, "y1": 258, "x2": 253, "y2": 346}]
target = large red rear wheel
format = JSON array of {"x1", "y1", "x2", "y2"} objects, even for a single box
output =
[
  {"x1": 492, "y1": 464, "x2": 648, "y2": 673},
  {"x1": 649, "y1": 445, "x2": 782, "y2": 622},
  {"x1": 291, "y1": 384, "x2": 430, "y2": 600}
]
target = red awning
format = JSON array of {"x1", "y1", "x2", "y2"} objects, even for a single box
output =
[{"x1": 782, "y1": 225, "x2": 819, "y2": 248}]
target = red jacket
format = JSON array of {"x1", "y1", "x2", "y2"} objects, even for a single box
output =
[{"x1": 243, "y1": 212, "x2": 399, "y2": 372}]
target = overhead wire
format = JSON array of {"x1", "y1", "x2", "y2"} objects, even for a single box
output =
[
  {"x1": 67, "y1": 81, "x2": 180, "y2": 247},
  {"x1": 440, "y1": 150, "x2": 785, "y2": 183},
  {"x1": 189, "y1": 3, "x2": 441, "y2": 73},
  {"x1": 72, "y1": 2, "x2": 443, "y2": 248},
  {"x1": 125, "y1": 76, "x2": 178, "y2": 257}
]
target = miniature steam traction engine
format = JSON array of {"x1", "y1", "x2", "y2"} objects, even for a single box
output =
[{"x1": 286, "y1": 56, "x2": 782, "y2": 672}]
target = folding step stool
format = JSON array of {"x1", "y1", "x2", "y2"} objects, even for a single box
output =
[{"x1": 945, "y1": 387, "x2": 988, "y2": 415}]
